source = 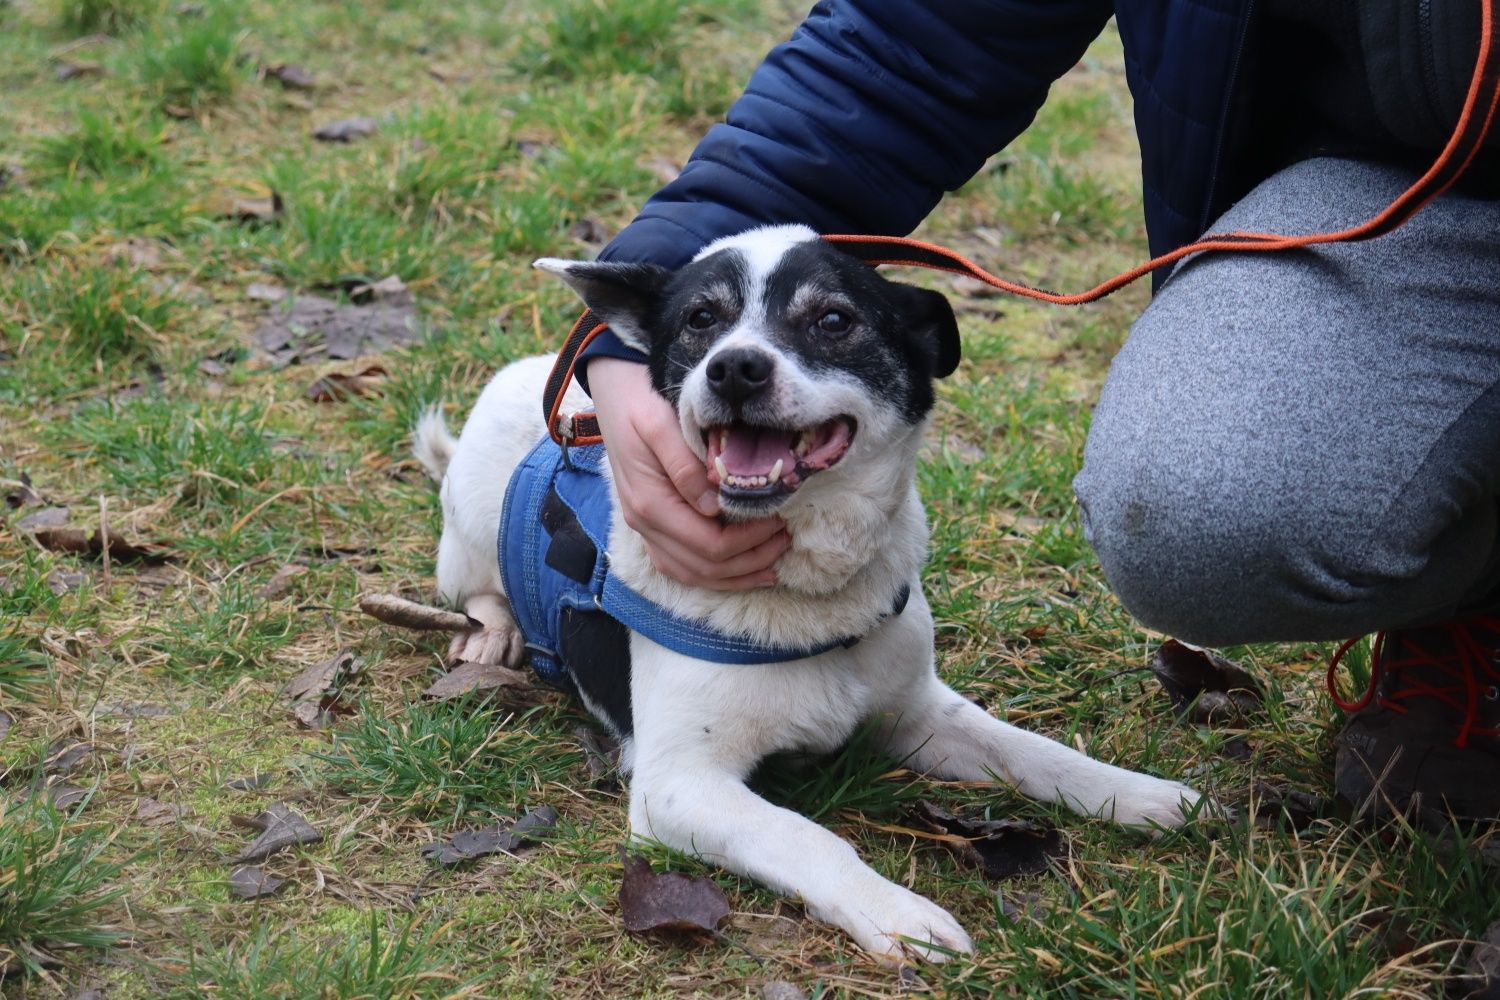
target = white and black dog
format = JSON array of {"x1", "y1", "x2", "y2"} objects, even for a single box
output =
[{"x1": 414, "y1": 224, "x2": 1203, "y2": 963}]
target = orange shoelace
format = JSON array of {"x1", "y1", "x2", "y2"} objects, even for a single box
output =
[{"x1": 1327, "y1": 617, "x2": 1500, "y2": 748}]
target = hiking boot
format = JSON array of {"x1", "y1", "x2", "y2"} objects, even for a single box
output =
[{"x1": 1329, "y1": 617, "x2": 1500, "y2": 824}]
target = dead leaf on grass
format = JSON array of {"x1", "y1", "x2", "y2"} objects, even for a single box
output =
[
  {"x1": 16, "y1": 506, "x2": 69, "y2": 531},
  {"x1": 1462, "y1": 918, "x2": 1500, "y2": 999},
  {"x1": 45, "y1": 569, "x2": 86, "y2": 594},
  {"x1": 103, "y1": 237, "x2": 170, "y2": 269},
  {"x1": 3, "y1": 476, "x2": 43, "y2": 510},
  {"x1": 281, "y1": 650, "x2": 363, "y2": 703},
  {"x1": 226, "y1": 772, "x2": 275, "y2": 791},
  {"x1": 266, "y1": 63, "x2": 315, "y2": 89},
  {"x1": 312, "y1": 116, "x2": 377, "y2": 142},
  {"x1": 44, "y1": 740, "x2": 94, "y2": 776},
  {"x1": 349, "y1": 274, "x2": 411, "y2": 305},
  {"x1": 228, "y1": 865, "x2": 286, "y2": 899},
  {"x1": 567, "y1": 217, "x2": 609, "y2": 244},
  {"x1": 291, "y1": 695, "x2": 354, "y2": 731},
  {"x1": 135, "y1": 797, "x2": 186, "y2": 825},
  {"x1": 246, "y1": 282, "x2": 288, "y2": 303},
  {"x1": 226, "y1": 191, "x2": 284, "y2": 225},
  {"x1": 306, "y1": 364, "x2": 388, "y2": 402},
  {"x1": 646, "y1": 156, "x2": 681, "y2": 185},
  {"x1": 420, "y1": 805, "x2": 559, "y2": 867},
  {"x1": 1150, "y1": 639, "x2": 1265, "y2": 724},
  {"x1": 54, "y1": 60, "x2": 104, "y2": 81},
  {"x1": 255, "y1": 564, "x2": 305, "y2": 601},
  {"x1": 1249, "y1": 784, "x2": 1329, "y2": 832},
  {"x1": 29, "y1": 521, "x2": 174, "y2": 564},
  {"x1": 100, "y1": 702, "x2": 172, "y2": 719},
  {"x1": 573, "y1": 725, "x2": 621, "y2": 788},
  {"x1": 761, "y1": 982, "x2": 807, "y2": 1000},
  {"x1": 233, "y1": 802, "x2": 322, "y2": 862},
  {"x1": 618, "y1": 850, "x2": 731, "y2": 936},
  {"x1": 0, "y1": 711, "x2": 12, "y2": 740},
  {"x1": 909, "y1": 800, "x2": 1064, "y2": 880},
  {"x1": 31, "y1": 780, "x2": 87, "y2": 810},
  {"x1": 253, "y1": 292, "x2": 417, "y2": 366},
  {"x1": 422, "y1": 661, "x2": 532, "y2": 700},
  {"x1": 359, "y1": 593, "x2": 476, "y2": 631}
]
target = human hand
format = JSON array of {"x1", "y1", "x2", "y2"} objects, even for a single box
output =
[{"x1": 588, "y1": 358, "x2": 789, "y2": 590}]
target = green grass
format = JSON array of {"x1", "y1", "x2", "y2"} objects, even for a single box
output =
[
  {"x1": 0, "y1": 3, "x2": 1495, "y2": 998},
  {"x1": 0, "y1": 799, "x2": 128, "y2": 976}
]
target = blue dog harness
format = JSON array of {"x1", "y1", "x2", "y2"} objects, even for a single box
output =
[{"x1": 497, "y1": 436, "x2": 909, "y2": 688}]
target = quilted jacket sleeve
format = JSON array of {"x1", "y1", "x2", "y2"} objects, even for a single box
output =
[{"x1": 579, "y1": 0, "x2": 1115, "y2": 372}]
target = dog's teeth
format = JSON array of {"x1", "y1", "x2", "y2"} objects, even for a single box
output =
[
  {"x1": 714, "y1": 456, "x2": 728, "y2": 482},
  {"x1": 768, "y1": 459, "x2": 783, "y2": 485},
  {"x1": 720, "y1": 430, "x2": 729, "y2": 452},
  {"x1": 794, "y1": 433, "x2": 811, "y2": 458}
]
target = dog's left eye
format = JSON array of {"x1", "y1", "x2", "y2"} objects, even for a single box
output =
[
  {"x1": 687, "y1": 308, "x2": 717, "y2": 330},
  {"x1": 816, "y1": 311, "x2": 852, "y2": 335}
]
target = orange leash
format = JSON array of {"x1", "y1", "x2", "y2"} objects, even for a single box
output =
[{"x1": 548, "y1": 0, "x2": 1499, "y2": 446}]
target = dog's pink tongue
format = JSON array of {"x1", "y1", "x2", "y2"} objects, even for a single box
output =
[{"x1": 721, "y1": 426, "x2": 796, "y2": 477}]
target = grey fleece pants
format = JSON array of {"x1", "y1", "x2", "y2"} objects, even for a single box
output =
[{"x1": 1075, "y1": 158, "x2": 1500, "y2": 648}]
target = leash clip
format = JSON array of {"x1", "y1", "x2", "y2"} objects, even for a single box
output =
[{"x1": 556, "y1": 415, "x2": 577, "y2": 470}]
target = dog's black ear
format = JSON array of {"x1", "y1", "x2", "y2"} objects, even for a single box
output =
[
  {"x1": 534, "y1": 258, "x2": 672, "y2": 353},
  {"x1": 890, "y1": 283, "x2": 961, "y2": 378}
]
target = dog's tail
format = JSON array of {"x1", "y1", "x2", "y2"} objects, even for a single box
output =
[{"x1": 412, "y1": 407, "x2": 458, "y2": 482}]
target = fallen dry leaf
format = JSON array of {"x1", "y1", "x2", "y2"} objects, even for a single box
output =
[
  {"x1": 306, "y1": 364, "x2": 388, "y2": 403},
  {"x1": 1463, "y1": 918, "x2": 1500, "y2": 999},
  {"x1": 28, "y1": 520, "x2": 174, "y2": 564},
  {"x1": 421, "y1": 805, "x2": 559, "y2": 867},
  {"x1": 348, "y1": 274, "x2": 410, "y2": 305},
  {"x1": 1249, "y1": 785, "x2": 1330, "y2": 832},
  {"x1": 135, "y1": 797, "x2": 186, "y2": 825},
  {"x1": 225, "y1": 772, "x2": 274, "y2": 791},
  {"x1": 246, "y1": 282, "x2": 288, "y2": 303},
  {"x1": 3, "y1": 476, "x2": 43, "y2": 509},
  {"x1": 618, "y1": 851, "x2": 730, "y2": 936},
  {"x1": 909, "y1": 800, "x2": 1064, "y2": 880},
  {"x1": 359, "y1": 593, "x2": 476, "y2": 631},
  {"x1": 46, "y1": 569, "x2": 86, "y2": 594},
  {"x1": 233, "y1": 803, "x2": 322, "y2": 862},
  {"x1": 0, "y1": 711, "x2": 12, "y2": 740},
  {"x1": 646, "y1": 155, "x2": 681, "y2": 185},
  {"x1": 281, "y1": 650, "x2": 363, "y2": 703},
  {"x1": 290, "y1": 694, "x2": 354, "y2": 731},
  {"x1": 44, "y1": 740, "x2": 94, "y2": 776},
  {"x1": 267, "y1": 63, "x2": 315, "y2": 89},
  {"x1": 1150, "y1": 640, "x2": 1265, "y2": 724},
  {"x1": 253, "y1": 292, "x2": 417, "y2": 366},
  {"x1": 16, "y1": 506, "x2": 69, "y2": 531},
  {"x1": 761, "y1": 983, "x2": 807, "y2": 1000},
  {"x1": 226, "y1": 191, "x2": 284, "y2": 225},
  {"x1": 228, "y1": 865, "x2": 286, "y2": 899},
  {"x1": 422, "y1": 661, "x2": 532, "y2": 700},
  {"x1": 55, "y1": 60, "x2": 104, "y2": 81},
  {"x1": 255, "y1": 564, "x2": 305, "y2": 601},
  {"x1": 567, "y1": 217, "x2": 609, "y2": 244},
  {"x1": 574, "y1": 724, "x2": 621, "y2": 788},
  {"x1": 100, "y1": 701, "x2": 172, "y2": 719},
  {"x1": 312, "y1": 116, "x2": 377, "y2": 142},
  {"x1": 103, "y1": 237, "x2": 169, "y2": 269}
]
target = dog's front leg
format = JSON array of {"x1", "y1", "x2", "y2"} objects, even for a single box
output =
[
  {"x1": 446, "y1": 592, "x2": 524, "y2": 666},
  {"x1": 884, "y1": 678, "x2": 1203, "y2": 829},
  {"x1": 629, "y1": 765, "x2": 973, "y2": 963}
]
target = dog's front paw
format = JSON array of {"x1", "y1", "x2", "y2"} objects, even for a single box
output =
[
  {"x1": 818, "y1": 883, "x2": 973, "y2": 965},
  {"x1": 448, "y1": 625, "x2": 524, "y2": 667},
  {"x1": 1110, "y1": 775, "x2": 1209, "y2": 830}
]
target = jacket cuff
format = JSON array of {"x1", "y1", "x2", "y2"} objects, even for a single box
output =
[{"x1": 576, "y1": 328, "x2": 647, "y2": 396}]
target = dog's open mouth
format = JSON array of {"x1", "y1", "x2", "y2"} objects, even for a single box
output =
[{"x1": 703, "y1": 417, "x2": 856, "y2": 501}]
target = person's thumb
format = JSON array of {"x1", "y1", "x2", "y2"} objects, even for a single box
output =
[{"x1": 657, "y1": 439, "x2": 719, "y2": 516}]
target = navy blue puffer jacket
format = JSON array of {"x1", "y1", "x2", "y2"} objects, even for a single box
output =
[{"x1": 583, "y1": 0, "x2": 1252, "y2": 366}]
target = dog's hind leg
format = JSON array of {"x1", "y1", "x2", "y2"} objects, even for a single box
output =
[
  {"x1": 882, "y1": 677, "x2": 1204, "y2": 830},
  {"x1": 434, "y1": 483, "x2": 524, "y2": 668},
  {"x1": 447, "y1": 593, "x2": 524, "y2": 666},
  {"x1": 629, "y1": 763, "x2": 972, "y2": 964}
]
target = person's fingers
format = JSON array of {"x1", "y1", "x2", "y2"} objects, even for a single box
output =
[
  {"x1": 653, "y1": 428, "x2": 720, "y2": 516},
  {"x1": 640, "y1": 524, "x2": 790, "y2": 587}
]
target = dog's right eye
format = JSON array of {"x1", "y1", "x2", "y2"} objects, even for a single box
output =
[{"x1": 687, "y1": 309, "x2": 717, "y2": 330}]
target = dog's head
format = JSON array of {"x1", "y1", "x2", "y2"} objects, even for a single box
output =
[{"x1": 536, "y1": 225, "x2": 960, "y2": 519}]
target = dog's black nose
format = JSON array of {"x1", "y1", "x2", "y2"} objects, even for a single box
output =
[{"x1": 705, "y1": 348, "x2": 773, "y2": 405}]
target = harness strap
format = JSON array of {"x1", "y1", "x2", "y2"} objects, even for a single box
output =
[{"x1": 547, "y1": 0, "x2": 1499, "y2": 446}]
